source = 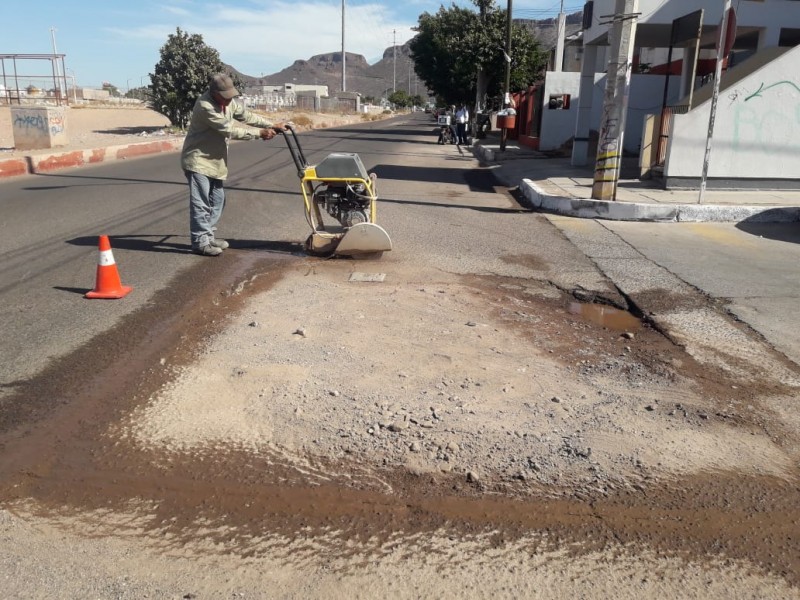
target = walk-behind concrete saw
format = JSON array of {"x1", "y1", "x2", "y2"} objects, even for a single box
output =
[{"x1": 280, "y1": 124, "x2": 392, "y2": 258}]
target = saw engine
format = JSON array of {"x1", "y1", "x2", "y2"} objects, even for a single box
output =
[{"x1": 313, "y1": 182, "x2": 371, "y2": 228}]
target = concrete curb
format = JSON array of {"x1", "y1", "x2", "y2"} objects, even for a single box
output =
[
  {"x1": 0, "y1": 137, "x2": 184, "y2": 179},
  {"x1": 0, "y1": 157, "x2": 29, "y2": 178},
  {"x1": 472, "y1": 143, "x2": 800, "y2": 223},
  {"x1": 519, "y1": 179, "x2": 800, "y2": 223}
]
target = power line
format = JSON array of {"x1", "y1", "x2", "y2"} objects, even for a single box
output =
[{"x1": 514, "y1": 2, "x2": 583, "y2": 14}]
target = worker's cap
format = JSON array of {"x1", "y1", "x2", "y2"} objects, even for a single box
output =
[{"x1": 210, "y1": 73, "x2": 239, "y2": 99}]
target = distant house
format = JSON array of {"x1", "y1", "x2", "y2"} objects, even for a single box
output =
[
  {"x1": 244, "y1": 83, "x2": 361, "y2": 113},
  {"x1": 244, "y1": 83, "x2": 330, "y2": 110}
]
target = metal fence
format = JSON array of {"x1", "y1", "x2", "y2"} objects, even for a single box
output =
[
  {"x1": 1, "y1": 54, "x2": 68, "y2": 106},
  {"x1": 656, "y1": 104, "x2": 690, "y2": 166}
]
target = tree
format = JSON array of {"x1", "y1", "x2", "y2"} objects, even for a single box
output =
[
  {"x1": 388, "y1": 90, "x2": 411, "y2": 108},
  {"x1": 409, "y1": 0, "x2": 546, "y2": 109},
  {"x1": 102, "y1": 82, "x2": 120, "y2": 97},
  {"x1": 150, "y1": 28, "x2": 239, "y2": 129},
  {"x1": 125, "y1": 86, "x2": 149, "y2": 102}
]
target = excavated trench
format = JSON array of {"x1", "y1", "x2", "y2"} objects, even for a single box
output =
[{"x1": 0, "y1": 250, "x2": 798, "y2": 588}]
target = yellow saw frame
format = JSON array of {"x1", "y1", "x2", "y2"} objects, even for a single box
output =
[{"x1": 282, "y1": 125, "x2": 392, "y2": 258}]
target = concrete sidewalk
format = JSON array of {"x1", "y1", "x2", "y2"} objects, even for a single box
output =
[{"x1": 474, "y1": 137, "x2": 800, "y2": 223}]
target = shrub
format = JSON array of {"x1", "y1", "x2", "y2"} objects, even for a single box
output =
[{"x1": 290, "y1": 114, "x2": 313, "y2": 128}]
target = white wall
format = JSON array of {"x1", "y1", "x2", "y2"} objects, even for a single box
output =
[
  {"x1": 627, "y1": 74, "x2": 685, "y2": 152},
  {"x1": 540, "y1": 71, "x2": 684, "y2": 153},
  {"x1": 584, "y1": 0, "x2": 800, "y2": 47},
  {"x1": 665, "y1": 45, "x2": 800, "y2": 182},
  {"x1": 540, "y1": 71, "x2": 594, "y2": 151}
]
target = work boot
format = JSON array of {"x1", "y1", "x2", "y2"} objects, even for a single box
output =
[
  {"x1": 192, "y1": 244, "x2": 223, "y2": 257},
  {"x1": 210, "y1": 238, "x2": 229, "y2": 249}
]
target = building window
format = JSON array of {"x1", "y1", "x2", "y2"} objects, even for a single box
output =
[
  {"x1": 548, "y1": 94, "x2": 571, "y2": 109},
  {"x1": 779, "y1": 28, "x2": 800, "y2": 46}
]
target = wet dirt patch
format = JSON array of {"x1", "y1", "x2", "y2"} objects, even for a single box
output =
[
  {"x1": 0, "y1": 249, "x2": 295, "y2": 465},
  {"x1": 7, "y1": 442, "x2": 800, "y2": 588},
  {"x1": 500, "y1": 253, "x2": 550, "y2": 271},
  {"x1": 1, "y1": 251, "x2": 799, "y2": 593},
  {"x1": 567, "y1": 301, "x2": 642, "y2": 331}
]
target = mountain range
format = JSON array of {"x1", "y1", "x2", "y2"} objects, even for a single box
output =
[
  {"x1": 229, "y1": 43, "x2": 418, "y2": 101},
  {"x1": 228, "y1": 11, "x2": 583, "y2": 100}
]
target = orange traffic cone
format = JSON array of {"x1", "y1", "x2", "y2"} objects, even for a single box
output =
[{"x1": 85, "y1": 235, "x2": 133, "y2": 299}]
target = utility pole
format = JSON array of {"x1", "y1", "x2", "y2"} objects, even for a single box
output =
[
  {"x1": 392, "y1": 30, "x2": 396, "y2": 92},
  {"x1": 555, "y1": 0, "x2": 566, "y2": 71},
  {"x1": 50, "y1": 27, "x2": 62, "y2": 93},
  {"x1": 341, "y1": 0, "x2": 346, "y2": 92},
  {"x1": 503, "y1": 0, "x2": 512, "y2": 105},
  {"x1": 500, "y1": 0, "x2": 513, "y2": 152},
  {"x1": 591, "y1": 0, "x2": 639, "y2": 201},
  {"x1": 699, "y1": 0, "x2": 732, "y2": 204}
]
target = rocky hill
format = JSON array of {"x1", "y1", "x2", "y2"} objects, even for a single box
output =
[
  {"x1": 229, "y1": 10, "x2": 582, "y2": 100},
  {"x1": 517, "y1": 10, "x2": 584, "y2": 49},
  {"x1": 229, "y1": 43, "x2": 418, "y2": 101}
]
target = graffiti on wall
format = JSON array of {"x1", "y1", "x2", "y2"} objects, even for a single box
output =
[
  {"x1": 13, "y1": 113, "x2": 47, "y2": 133},
  {"x1": 48, "y1": 113, "x2": 65, "y2": 135},
  {"x1": 594, "y1": 103, "x2": 621, "y2": 182},
  {"x1": 12, "y1": 110, "x2": 66, "y2": 137},
  {"x1": 728, "y1": 80, "x2": 799, "y2": 154},
  {"x1": 744, "y1": 80, "x2": 800, "y2": 102}
]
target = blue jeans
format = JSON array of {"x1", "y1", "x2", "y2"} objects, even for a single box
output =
[{"x1": 186, "y1": 171, "x2": 225, "y2": 248}]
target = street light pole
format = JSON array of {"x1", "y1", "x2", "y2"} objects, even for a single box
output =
[
  {"x1": 341, "y1": 0, "x2": 346, "y2": 92},
  {"x1": 393, "y1": 29, "x2": 397, "y2": 92},
  {"x1": 699, "y1": 0, "x2": 732, "y2": 204},
  {"x1": 500, "y1": 0, "x2": 513, "y2": 152},
  {"x1": 67, "y1": 68, "x2": 77, "y2": 104},
  {"x1": 50, "y1": 27, "x2": 62, "y2": 93},
  {"x1": 503, "y1": 0, "x2": 512, "y2": 105}
]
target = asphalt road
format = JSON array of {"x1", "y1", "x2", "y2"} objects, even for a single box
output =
[
  {"x1": 3, "y1": 110, "x2": 800, "y2": 393},
  {"x1": 1, "y1": 112, "x2": 552, "y2": 393},
  {"x1": 0, "y1": 117, "x2": 378, "y2": 388}
]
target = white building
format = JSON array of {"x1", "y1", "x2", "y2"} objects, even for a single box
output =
[
  {"x1": 544, "y1": 0, "x2": 800, "y2": 189},
  {"x1": 245, "y1": 83, "x2": 330, "y2": 111}
]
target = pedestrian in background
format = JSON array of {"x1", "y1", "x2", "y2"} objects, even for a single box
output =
[
  {"x1": 455, "y1": 103, "x2": 470, "y2": 145},
  {"x1": 181, "y1": 73, "x2": 285, "y2": 256}
]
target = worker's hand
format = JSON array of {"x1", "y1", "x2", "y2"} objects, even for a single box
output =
[{"x1": 259, "y1": 128, "x2": 277, "y2": 140}]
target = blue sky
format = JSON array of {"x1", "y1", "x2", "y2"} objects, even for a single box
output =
[{"x1": 2, "y1": 0, "x2": 582, "y2": 90}]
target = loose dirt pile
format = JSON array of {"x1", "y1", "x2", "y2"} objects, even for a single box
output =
[{"x1": 124, "y1": 259, "x2": 793, "y2": 494}]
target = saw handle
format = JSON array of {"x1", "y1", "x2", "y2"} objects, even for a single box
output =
[{"x1": 279, "y1": 124, "x2": 309, "y2": 179}]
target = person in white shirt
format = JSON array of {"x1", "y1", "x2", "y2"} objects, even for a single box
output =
[{"x1": 455, "y1": 104, "x2": 469, "y2": 145}]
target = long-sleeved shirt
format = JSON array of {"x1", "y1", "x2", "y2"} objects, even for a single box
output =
[
  {"x1": 455, "y1": 107, "x2": 469, "y2": 124},
  {"x1": 180, "y1": 90, "x2": 273, "y2": 180}
]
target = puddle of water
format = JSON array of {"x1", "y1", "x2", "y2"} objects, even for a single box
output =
[{"x1": 568, "y1": 302, "x2": 641, "y2": 331}]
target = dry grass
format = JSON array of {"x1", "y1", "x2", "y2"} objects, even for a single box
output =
[{"x1": 288, "y1": 114, "x2": 313, "y2": 128}]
